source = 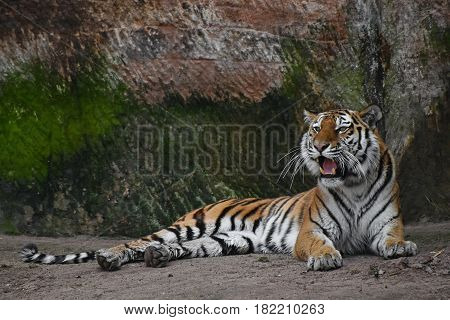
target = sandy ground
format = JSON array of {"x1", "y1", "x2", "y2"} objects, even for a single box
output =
[{"x1": 0, "y1": 222, "x2": 449, "y2": 300}]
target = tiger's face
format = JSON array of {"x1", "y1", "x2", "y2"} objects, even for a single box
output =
[{"x1": 300, "y1": 105, "x2": 383, "y2": 188}]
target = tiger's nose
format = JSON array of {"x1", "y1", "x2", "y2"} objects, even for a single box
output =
[{"x1": 314, "y1": 142, "x2": 330, "y2": 152}]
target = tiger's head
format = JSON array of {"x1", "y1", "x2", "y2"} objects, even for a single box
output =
[{"x1": 299, "y1": 105, "x2": 383, "y2": 189}]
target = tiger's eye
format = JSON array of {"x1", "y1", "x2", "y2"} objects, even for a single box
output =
[{"x1": 338, "y1": 127, "x2": 349, "y2": 133}]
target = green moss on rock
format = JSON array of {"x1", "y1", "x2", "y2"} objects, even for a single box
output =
[
  {"x1": 0, "y1": 217, "x2": 19, "y2": 235},
  {"x1": 1, "y1": 67, "x2": 310, "y2": 236},
  {"x1": 429, "y1": 23, "x2": 450, "y2": 55},
  {"x1": 322, "y1": 63, "x2": 365, "y2": 109},
  {"x1": 280, "y1": 39, "x2": 314, "y2": 101},
  {"x1": 280, "y1": 38, "x2": 365, "y2": 113},
  {"x1": 0, "y1": 61, "x2": 128, "y2": 182}
]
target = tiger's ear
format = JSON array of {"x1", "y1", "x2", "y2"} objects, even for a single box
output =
[
  {"x1": 359, "y1": 105, "x2": 382, "y2": 129},
  {"x1": 303, "y1": 110, "x2": 317, "y2": 124}
]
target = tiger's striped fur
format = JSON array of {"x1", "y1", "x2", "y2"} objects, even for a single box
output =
[{"x1": 20, "y1": 105, "x2": 417, "y2": 271}]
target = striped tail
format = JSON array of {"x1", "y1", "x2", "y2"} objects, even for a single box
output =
[{"x1": 20, "y1": 243, "x2": 96, "y2": 264}]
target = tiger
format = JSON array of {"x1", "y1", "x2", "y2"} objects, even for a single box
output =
[{"x1": 20, "y1": 105, "x2": 417, "y2": 271}]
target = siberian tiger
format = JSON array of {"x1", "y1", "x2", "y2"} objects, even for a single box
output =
[{"x1": 20, "y1": 105, "x2": 417, "y2": 271}]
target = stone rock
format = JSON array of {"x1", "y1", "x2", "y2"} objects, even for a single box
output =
[{"x1": 0, "y1": 1, "x2": 448, "y2": 235}]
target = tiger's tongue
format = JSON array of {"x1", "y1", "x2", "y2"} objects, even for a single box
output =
[{"x1": 322, "y1": 158, "x2": 337, "y2": 174}]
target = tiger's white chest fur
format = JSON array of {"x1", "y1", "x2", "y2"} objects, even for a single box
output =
[{"x1": 317, "y1": 163, "x2": 397, "y2": 255}]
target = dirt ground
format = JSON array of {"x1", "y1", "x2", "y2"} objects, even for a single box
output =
[{"x1": 1, "y1": 222, "x2": 449, "y2": 300}]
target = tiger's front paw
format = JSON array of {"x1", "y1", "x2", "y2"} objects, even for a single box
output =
[
  {"x1": 144, "y1": 244, "x2": 170, "y2": 268},
  {"x1": 307, "y1": 250, "x2": 343, "y2": 271},
  {"x1": 96, "y1": 249, "x2": 122, "y2": 271},
  {"x1": 380, "y1": 240, "x2": 417, "y2": 259}
]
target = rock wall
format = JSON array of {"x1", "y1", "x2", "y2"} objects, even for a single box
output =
[{"x1": 0, "y1": 0, "x2": 448, "y2": 236}]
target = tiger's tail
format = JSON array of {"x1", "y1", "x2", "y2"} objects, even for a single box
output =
[{"x1": 20, "y1": 243, "x2": 96, "y2": 264}]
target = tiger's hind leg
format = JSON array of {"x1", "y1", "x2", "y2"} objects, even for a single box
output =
[
  {"x1": 96, "y1": 205, "x2": 212, "y2": 271},
  {"x1": 144, "y1": 231, "x2": 259, "y2": 268},
  {"x1": 96, "y1": 206, "x2": 212, "y2": 270},
  {"x1": 96, "y1": 238, "x2": 161, "y2": 271},
  {"x1": 96, "y1": 227, "x2": 188, "y2": 271}
]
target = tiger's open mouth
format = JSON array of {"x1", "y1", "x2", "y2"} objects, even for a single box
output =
[{"x1": 317, "y1": 156, "x2": 340, "y2": 178}]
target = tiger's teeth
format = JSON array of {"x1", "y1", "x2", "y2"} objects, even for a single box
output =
[{"x1": 319, "y1": 167, "x2": 336, "y2": 175}]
